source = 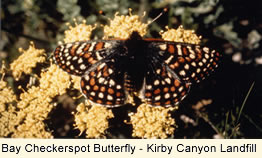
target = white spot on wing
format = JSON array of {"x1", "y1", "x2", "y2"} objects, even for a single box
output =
[
  {"x1": 89, "y1": 42, "x2": 96, "y2": 51},
  {"x1": 98, "y1": 78, "x2": 105, "y2": 83},
  {"x1": 164, "y1": 93, "x2": 170, "y2": 99},
  {"x1": 109, "y1": 79, "x2": 115, "y2": 86},
  {"x1": 154, "y1": 80, "x2": 160, "y2": 86},
  {"x1": 104, "y1": 43, "x2": 111, "y2": 48},
  {"x1": 176, "y1": 45, "x2": 182, "y2": 56},
  {"x1": 98, "y1": 92, "x2": 104, "y2": 98},
  {"x1": 155, "y1": 95, "x2": 161, "y2": 101},
  {"x1": 80, "y1": 64, "x2": 86, "y2": 70},
  {"x1": 159, "y1": 44, "x2": 167, "y2": 50},
  {"x1": 165, "y1": 56, "x2": 174, "y2": 64}
]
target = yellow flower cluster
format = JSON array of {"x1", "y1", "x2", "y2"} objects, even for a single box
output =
[
  {"x1": 64, "y1": 19, "x2": 96, "y2": 43},
  {"x1": 0, "y1": 77, "x2": 17, "y2": 137},
  {"x1": 129, "y1": 103, "x2": 178, "y2": 138},
  {"x1": 1, "y1": 9, "x2": 203, "y2": 139},
  {"x1": 0, "y1": 42, "x2": 73, "y2": 137},
  {"x1": 104, "y1": 9, "x2": 148, "y2": 39},
  {"x1": 74, "y1": 102, "x2": 114, "y2": 138},
  {"x1": 10, "y1": 42, "x2": 46, "y2": 80},
  {"x1": 13, "y1": 64, "x2": 71, "y2": 138},
  {"x1": 0, "y1": 79, "x2": 16, "y2": 112},
  {"x1": 160, "y1": 25, "x2": 201, "y2": 44}
]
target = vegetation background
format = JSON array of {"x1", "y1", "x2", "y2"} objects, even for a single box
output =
[{"x1": 1, "y1": 0, "x2": 262, "y2": 138}]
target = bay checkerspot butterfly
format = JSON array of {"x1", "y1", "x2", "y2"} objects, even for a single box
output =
[{"x1": 54, "y1": 31, "x2": 220, "y2": 107}]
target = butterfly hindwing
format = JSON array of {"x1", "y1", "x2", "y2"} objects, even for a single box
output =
[
  {"x1": 80, "y1": 61, "x2": 126, "y2": 107},
  {"x1": 140, "y1": 62, "x2": 190, "y2": 107}
]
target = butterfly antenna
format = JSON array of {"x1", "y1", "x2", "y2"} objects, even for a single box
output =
[{"x1": 148, "y1": 7, "x2": 168, "y2": 26}]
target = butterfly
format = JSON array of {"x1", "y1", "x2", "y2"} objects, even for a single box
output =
[{"x1": 54, "y1": 31, "x2": 220, "y2": 107}]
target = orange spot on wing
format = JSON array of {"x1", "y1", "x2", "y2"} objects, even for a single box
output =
[
  {"x1": 97, "y1": 100, "x2": 103, "y2": 104},
  {"x1": 168, "y1": 44, "x2": 175, "y2": 54},
  {"x1": 116, "y1": 92, "x2": 121, "y2": 97},
  {"x1": 178, "y1": 57, "x2": 185, "y2": 63},
  {"x1": 197, "y1": 54, "x2": 202, "y2": 60},
  {"x1": 181, "y1": 91, "x2": 186, "y2": 96},
  {"x1": 81, "y1": 80, "x2": 85, "y2": 87},
  {"x1": 90, "y1": 78, "x2": 95, "y2": 86},
  {"x1": 174, "y1": 80, "x2": 180, "y2": 87},
  {"x1": 174, "y1": 62, "x2": 179, "y2": 68},
  {"x1": 106, "y1": 101, "x2": 113, "y2": 105},
  {"x1": 93, "y1": 85, "x2": 99, "y2": 91},
  {"x1": 185, "y1": 57, "x2": 192, "y2": 62},
  {"x1": 163, "y1": 87, "x2": 169, "y2": 92},
  {"x1": 169, "y1": 64, "x2": 175, "y2": 69},
  {"x1": 84, "y1": 53, "x2": 91, "y2": 59},
  {"x1": 103, "y1": 66, "x2": 109, "y2": 77},
  {"x1": 154, "y1": 102, "x2": 161, "y2": 106},
  {"x1": 70, "y1": 45, "x2": 78, "y2": 56},
  {"x1": 55, "y1": 50, "x2": 60, "y2": 55},
  {"x1": 100, "y1": 86, "x2": 106, "y2": 92},
  {"x1": 165, "y1": 100, "x2": 171, "y2": 105},
  {"x1": 154, "y1": 88, "x2": 161, "y2": 94},
  {"x1": 90, "y1": 71, "x2": 95, "y2": 76},
  {"x1": 83, "y1": 44, "x2": 91, "y2": 51},
  {"x1": 182, "y1": 47, "x2": 188, "y2": 55},
  {"x1": 95, "y1": 42, "x2": 104, "y2": 50},
  {"x1": 145, "y1": 92, "x2": 152, "y2": 97},
  {"x1": 108, "y1": 88, "x2": 114, "y2": 94}
]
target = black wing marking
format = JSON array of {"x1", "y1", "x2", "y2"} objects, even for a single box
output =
[{"x1": 53, "y1": 40, "x2": 121, "y2": 76}]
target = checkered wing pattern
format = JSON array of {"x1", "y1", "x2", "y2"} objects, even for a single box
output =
[
  {"x1": 150, "y1": 42, "x2": 220, "y2": 84},
  {"x1": 142, "y1": 63, "x2": 190, "y2": 107},
  {"x1": 80, "y1": 61, "x2": 126, "y2": 107},
  {"x1": 53, "y1": 41, "x2": 117, "y2": 76},
  {"x1": 53, "y1": 31, "x2": 220, "y2": 108}
]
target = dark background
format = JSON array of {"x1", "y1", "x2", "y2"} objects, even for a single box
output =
[{"x1": 1, "y1": 0, "x2": 262, "y2": 138}]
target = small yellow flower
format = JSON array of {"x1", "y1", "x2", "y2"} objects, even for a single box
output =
[
  {"x1": 10, "y1": 41, "x2": 46, "y2": 80},
  {"x1": 71, "y1": 75, "x2": 81, "y2": 91},
  {"x1": 74, "y1": 102, "x2": 114, "y2": 138},
  {"x1": 0, "y1": 104, "x2": 17, "y2": 137},
  {"x1": 39, "y1": 63, "x2": 71, "y2": 97},
  {"x1": 129, "y1": 103, "x2": 178, "y2": 139},
  {"x1": 104, "y1": 8, "x2": 148, "y2": 39},
  {"x1": 160, "y1": 25, "x2": 201, "y2": 44},
  {"x1": 0, "y1": 80, "x2": 16, "y2": 112},
  {"x1": 64, "y1": 19, "x2": 96, "y2": 43}
]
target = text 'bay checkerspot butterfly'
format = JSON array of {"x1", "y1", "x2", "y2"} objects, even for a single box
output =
[{"x1": 54, "y1": 31, "x2": 220, "y2": 107}]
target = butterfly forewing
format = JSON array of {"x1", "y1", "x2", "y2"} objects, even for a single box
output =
[
  {"x1": 53, "y1": 41, "x2": 117, "y2": 76},
  {"x1": 151, "y1": 42, "x2": 220, "y2": 83}
]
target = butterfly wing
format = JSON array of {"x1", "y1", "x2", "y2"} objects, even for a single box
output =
[
  {"x1": 148, "y1": 41, "x2": 220, "y2": 84},
  {"x1": 140, "y1": 61, "x2": 190, "y2": 107},
  {"x1": 53, "y1": 40, "x2": 119, "y2": 76},
  {"x1": 80, "y1": 60, "x2": 127, "y2": 107}
]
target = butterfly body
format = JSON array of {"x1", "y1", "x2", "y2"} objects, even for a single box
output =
[{"x1": 54, "y1": 31, "x2": 220, "y2": 107}]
